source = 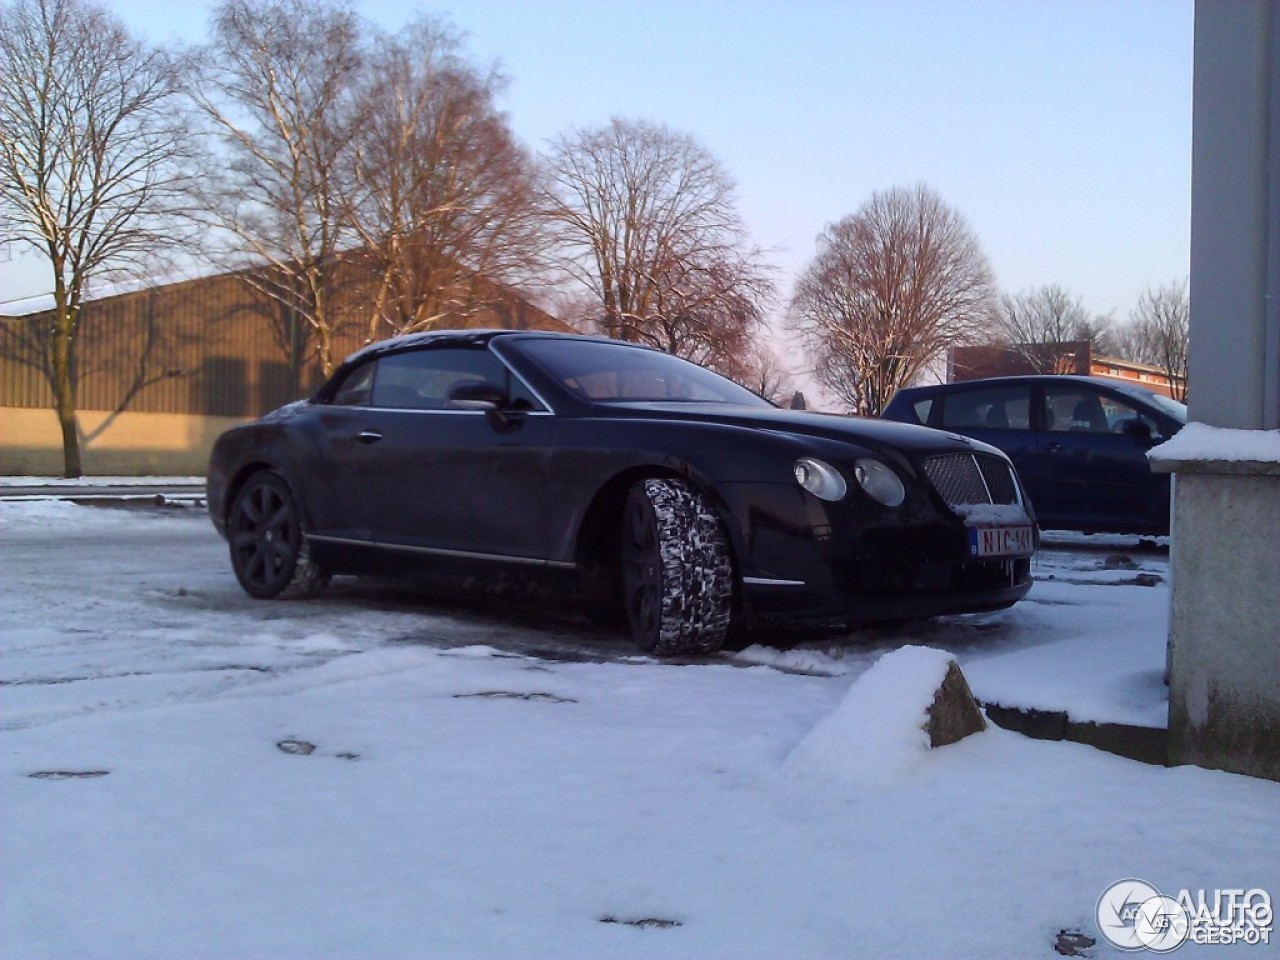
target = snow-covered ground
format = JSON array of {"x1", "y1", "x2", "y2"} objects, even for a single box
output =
[
  {"x1": 0, "y1": 476, "x2": 204, "y2": 487},
  {"x1": 2, "y1": 500, "x2": 1276, "y2": 959}
]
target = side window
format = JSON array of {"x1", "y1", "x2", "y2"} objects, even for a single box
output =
[
  {"x1": 1043, "y1": 384, "x2": 1142, "y2": 434},
  {"x1": 1101, "y1": 393, "x2": 1161, "y2": 437},
  {"x1": 331, "y1": 361, "x2": 375, "y2": 406},
  {"x1": 939, "y1": 384, "x2": 1032, "y2": 430},
  {"x1": 910, "y1": 397, "x2": 934, "y2": 425},
  {"x1": 369, "y1": 347, "x2": 547, "y2": 412}
]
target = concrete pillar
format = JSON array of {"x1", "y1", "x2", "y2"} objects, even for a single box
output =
[
  {"x1": 1189, "y1": 1, "x2": 1279, "y2": 430},
  {"x1": 1161, "y1": 0, "x2": 1280, "y2": 781},
  {"x1": 1155, "y1": 457, "x2": 1280, "y2": 780}
]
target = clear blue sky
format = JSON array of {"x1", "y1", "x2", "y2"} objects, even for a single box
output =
[{"x1": 1, "y1": 0, "x2": 1193, "y2": 324}]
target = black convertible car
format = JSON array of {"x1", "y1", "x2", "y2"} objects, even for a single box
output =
[{"x1": 208, "y1": 330, "x2": 1037, "y2": 655}]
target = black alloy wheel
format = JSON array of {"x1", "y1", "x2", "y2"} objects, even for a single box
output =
[
  {"x1": 621, "y1": 477, "x2": 733, "y2": 656},
  {"x1": 227, "y1": 472, "x2": 326, "y2": 599}
]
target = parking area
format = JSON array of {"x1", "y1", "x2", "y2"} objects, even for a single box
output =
[
  {"x1": 0, "y1": 498, "x2": 1171, "y2": 730},
  {"x1": 9, "y1": 499, "x2": 1269, "y2": 960}
]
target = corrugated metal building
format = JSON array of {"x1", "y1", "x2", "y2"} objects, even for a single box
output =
[{"x1": 1, "y1": 266, "x2": 564, "y2": 475}]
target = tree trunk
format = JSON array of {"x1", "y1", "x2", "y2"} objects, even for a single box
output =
[
  {"x1": 315, "y1": 324, "x2": 334, "y2": 380},
  {"x1": 50, "y1": 293, "x2": 82, "y2": 478}
]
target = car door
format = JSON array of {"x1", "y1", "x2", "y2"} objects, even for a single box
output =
[
  {"x1": 1033, "y1": 381, "x2": 1164, "y2": 530},
  {"x1": 351, "y1": 345, "x2": 554, "y2": 561},
  {"x1": 289, "y1": 360, "x2": 378, "y2": 544},
  {"x1": 930, "y1": 381, "x2": 1040, "y2": 504}
]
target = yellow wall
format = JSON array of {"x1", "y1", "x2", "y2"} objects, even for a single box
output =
[{"x1": 0, "y1": 406, "x2": 247, "y2": 476}]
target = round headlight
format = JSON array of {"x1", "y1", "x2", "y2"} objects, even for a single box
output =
[
  {"x1": 854, "y1": 458, "x2": 906, "y2": 507},
  {"x1": 793, "y1": 457, "x2": 847, "y2": 501}
]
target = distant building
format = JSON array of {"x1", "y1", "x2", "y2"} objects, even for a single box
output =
[
  {"x1": 949, "y1": 341, "x2": 1183, "y2": 399},
  {"x1": 0, "y1": 264, "x2": 567, "y2": 475}
]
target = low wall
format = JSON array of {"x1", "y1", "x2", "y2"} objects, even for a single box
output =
[{"x1": 1, "y1": 406, "x2": 246, "y2": 476}]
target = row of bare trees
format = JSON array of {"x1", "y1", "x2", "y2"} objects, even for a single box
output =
[
  {"x1": 1, "y1": 0, "x2": 1188, "y2": 477},
  {"x1": 788, "y1": 184, "x2": 1190, "y2": 414},
  {"x1": 188, "y1": 0, "x2": 549, "y2": 379},
  {"x1": 1, "y1": 0, "x2": 781, "y2": 474}
]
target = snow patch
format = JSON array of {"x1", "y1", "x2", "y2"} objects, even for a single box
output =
[
  {"x1": 0, "y1": 498, "x2": 198, "y2": 531},
  {"x1": 952, "y1": 503, "x2": 1034, "y2": 525},
  {"x1": 730, "y1": 644, "x2": 858, "y2": 676},
  {"x1": 785, "y1": 646, "x2": 960, "y2": 789},
  {"x1": 219, "y1": 647, "x2": 440, "y2": 698},
  {"x1": 0, "y1": 475, "x2": 203, "y2": 487},
  {"x1": 1149, "y1": 421, "x2": 1280, "y2": 463}
]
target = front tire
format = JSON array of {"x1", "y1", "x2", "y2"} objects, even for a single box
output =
[
  {"x1": 227, "y1": 471, "x2": 328, "y2": 600},
  {"x1": 621, "y1": 478, "x2": 733, "y2": 655}
]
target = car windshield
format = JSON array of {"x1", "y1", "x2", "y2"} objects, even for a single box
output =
[
  {"x1": 1111, "y1": 382, "x2": 1187, "y2": 423},
  {"x1": 514, "y1": 338, "x2": 772, "y2": 407}
]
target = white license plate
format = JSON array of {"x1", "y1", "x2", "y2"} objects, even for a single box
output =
[{"x1": 968, "y1": 525, "x2": 1034, "y2": 558}]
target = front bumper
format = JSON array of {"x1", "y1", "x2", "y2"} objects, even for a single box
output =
[{"x1": 719, "y1": 481, "x2": 1036, "y2": 627}]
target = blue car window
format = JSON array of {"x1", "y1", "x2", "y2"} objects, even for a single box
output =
[
  {"x1": 940, "y1": 384, "x2": 1032, "y2": 430},
  {"x1": 1043, "y1": 383, "x2": 1149, "y2": 434},
  {"x1": 911, "y1": 397, "x2": 934, "y2": 425}
]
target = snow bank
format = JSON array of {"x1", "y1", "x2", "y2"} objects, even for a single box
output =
[
  {"x1": 0, "y1": 475, "x2": 203, "y2": 486},
  {"x1": 785, "y1": 646, "x2": 961, "y2": 789},
  {"x1": 0, "y1": 498, "x2": 200, "y2": 532},
  {"x1": 1149, "y1": 421, "x2": 1280, "y2": 463},
  {"x1": 730, "y1": 644, "x2": 858, "y2": 676}
]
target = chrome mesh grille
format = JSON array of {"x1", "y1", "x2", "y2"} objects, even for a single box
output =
[
  {"x1": 976, "y1": 455, "x2": 1018, "y2": 504},
  {"x1": 922, "y1": 453, "x2": 1019, "y2": 507}
]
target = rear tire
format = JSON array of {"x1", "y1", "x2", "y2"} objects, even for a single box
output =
[
  {"x1": 227, "y1": 471, "x2": 329, "y2": 600},
  {"x1": 620, "y1": 478, "x2": 733, "y2": 655}
]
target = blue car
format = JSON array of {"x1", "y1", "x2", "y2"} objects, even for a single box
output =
[{"x1": 883, "y1": 375, "x2": 1186, "y2": 535}]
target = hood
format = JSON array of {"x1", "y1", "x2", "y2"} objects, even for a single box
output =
[{"x1": 596, "y1": 402, "x2": 1002, "y2": 458}]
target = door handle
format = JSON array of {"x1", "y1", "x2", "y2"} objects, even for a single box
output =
[
  {"x1": 355, "y1": 430, "x2": 383, "y2": 445},
  {"x1": 1044, "y1": 441, "x2": 1065, "y2": 453}
]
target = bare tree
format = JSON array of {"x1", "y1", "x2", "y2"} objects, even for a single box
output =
[
  {"x1": 1120, "y1": 279, "x2": 1190, "y2": 401},
  {"x1": 738, "y1": 341, "x2": 795, "y2": 405},
  {"x1": 995, "y1": 284, "x2": 1115, "y2": 372},
  {"x1": 0, "y1": 0, "x2": 193, "y2": 476},
  {"x1": 541, "y1": 117, "x2": 774, "y2": 375},
  {"x1": 189, "y1": 0, "x2": 362, "y2": 378},
  {"x1": 790, "y1": 184, "x2": 995, "y2": 416},
  {"x1": 342, "y1": 17, "x2": 547, "y2": 342}
]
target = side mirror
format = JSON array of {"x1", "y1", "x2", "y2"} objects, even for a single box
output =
[
  {"x1": 1121, "y1": 418, "x2": 1153, "y2": 440},
  {"x1": 448, "y1": 380, "x2": 505, "y2": 411},
  {"x1": 448, "y1": 380, "x2": 523, "y2": 431}
]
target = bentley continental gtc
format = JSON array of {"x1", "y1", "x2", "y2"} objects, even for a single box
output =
[{"x1": 207, "y1": 331, "x2": 1038, "y2": 655}]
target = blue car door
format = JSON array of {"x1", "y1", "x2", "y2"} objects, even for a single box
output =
[{"x1": 1034, "y1": 382, "x2": 1162, "y2": 530}]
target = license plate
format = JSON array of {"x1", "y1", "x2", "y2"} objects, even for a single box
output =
[{"x1": 968, "y1": 525, "x2": 1034, "y2": 558}]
